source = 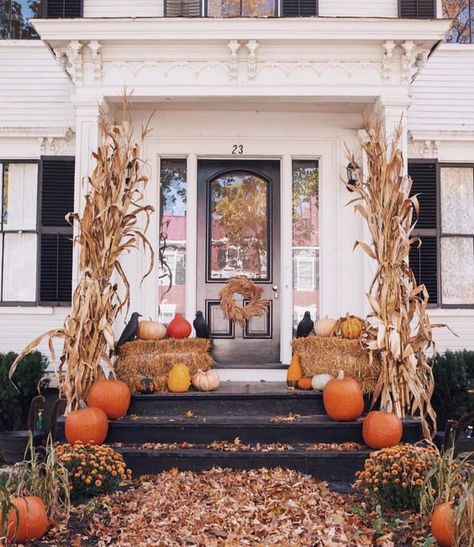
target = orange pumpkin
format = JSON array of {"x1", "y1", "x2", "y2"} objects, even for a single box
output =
[
  {"x1": 297, "y1": 377, "x2": 313, "y2": 390},
  {"x1": 340, "y1": 315, "x2": 363, "y2": 340},
  {"x1": 287, "y1": 355, "x2": 303, "y2": 388},
  {"x1": 167, "y1": 313, "x2": 192, "y2": 339},
  {"x1": 87, "y1": 379, "x2": 131, "y2": 419},
  {"x1": 323, "y1": 370, "x2": 364, "y2": 421},
  {"x1": 8, "y1": 496, "x2": 49, "y2": 543},
  {"x1": 431, "y1": 502, "x2": 455, "y2": 547},
  {"x1": 137, "y1": 320, "x2": 166, "y2": 341},
  {"x1": 65, "y1": 407, "x2": 109, "y2": 445},
  {"x1": 362, "y1": 411, "x2": 403, "y2": 449}
]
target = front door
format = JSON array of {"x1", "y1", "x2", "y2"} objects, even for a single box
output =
[{"x1": 197, "y1": 160, "x2": 280, "y2": 365}]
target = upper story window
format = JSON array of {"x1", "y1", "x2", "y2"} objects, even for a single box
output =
[
  {"x1": 165, "y1": 0, "x2": 318, "y2": 16},
  {"x1": 1, "y1": 0, "x2": 82, "y2": 39},
  {"x1": 207, "y1": 0, "x2": 276, "y2": 17},
  {"x1": 443, "y1": 0, "x2": 473, "y2": 43}
]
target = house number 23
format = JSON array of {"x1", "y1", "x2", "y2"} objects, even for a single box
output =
[{"x1": 232, "y1": 144, "x2": 244, "y2": 155}]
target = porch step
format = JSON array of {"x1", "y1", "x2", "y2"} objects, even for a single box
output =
[
  {"x1": 57, "y1": 415, "x2": 423, "y2": 445},
  {"x1": 115, "y1": 445, "x2": 372, "y2": 488},
  {"x1": 128, "y1": 381, "x2": 370, "y2": 417}
]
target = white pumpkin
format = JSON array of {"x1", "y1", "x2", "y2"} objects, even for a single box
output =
[
  {"x1": 314, "y1": 316, "x2": 337, "y2": 337},
  {"x1": 191, "y1": 369, "x2": 221, "y2": 392},
  {"x1": 312, "y1": 373, "x2": 334, "y2": 392}
]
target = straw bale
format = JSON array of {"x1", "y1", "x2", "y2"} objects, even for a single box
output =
[{"x1": 291, "y1": 335, "x2": 380, "y2": 394}]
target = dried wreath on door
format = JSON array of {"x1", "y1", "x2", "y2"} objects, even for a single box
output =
[{"x1": 219, "y1": 277, "x2": 269, "y2": 327}]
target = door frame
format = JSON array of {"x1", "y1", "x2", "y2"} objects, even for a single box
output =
[{"x1": 196, "y1": 159, "x2": 281, "y2": 365}]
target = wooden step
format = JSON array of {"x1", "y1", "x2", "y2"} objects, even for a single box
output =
[
  {"x1": 116, "y1": 445, "x2": 372, "y2": 488},
  {"x1": 128, "y1": 381, "x2": 370, "y2": 417},
  {"x1": 57, "y1": 415, "x2": 423, "y2": 445}
]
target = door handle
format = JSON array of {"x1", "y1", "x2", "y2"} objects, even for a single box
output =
[{"x1": 272, "y1": 285, "x2": 279, "y2": 299}]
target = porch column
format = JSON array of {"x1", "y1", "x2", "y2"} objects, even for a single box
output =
[
  {"x1": 280, "y1": 155, "x2": 293, "y2": 365},
  {"x1": 71, "y1": 98, "x2": 103, "y2": 289},
  {"x1": 185, "y1": 153, "x2": 198, "y2": 324}
]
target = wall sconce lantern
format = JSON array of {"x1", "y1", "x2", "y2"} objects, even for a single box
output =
[{"x1": 346, "y1": 161, "x2": 359, "y2": 191}]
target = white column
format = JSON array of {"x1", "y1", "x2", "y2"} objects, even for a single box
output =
[
  {"x1": 71, "y1": 99, "x2": 103, "y2": 289},
  {"x1": 185, "y1": 153, "x2": 198, "y2": 324},
  {"x1": 280, "y1": 155, "x2": 293, "y2": 365}
]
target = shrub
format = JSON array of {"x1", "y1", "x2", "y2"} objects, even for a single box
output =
[
  {"x1": 353, "y1": 444, "x2": 439, "y2": 511},
  {"x1": 431, "y1": 350, "x2": 474, "y2": 429},
  {"x1": 56, "y1": 443, "x2": 132, "y2": 500},
  {"x1": 0, "y1": 352, "x2": 48, "y2": 431}
]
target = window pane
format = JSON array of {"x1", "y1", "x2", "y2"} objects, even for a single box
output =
[
  {"x1": 441, "y1": 236, "x2": 474, "y2": 305},
  {"x1": 1, "y1": 233, "x2": 37, "y2": 301},
  {"x1": 159, "y1": 159, "x2": 187, "y2": 322},
  {"x1": 209, "y1": 171, "x2": 269, "y2": 280},
  {"x1": 292, "y1": 160, "x2": 319, "y2": 335},
  {"x1": 207, "y1": 0, "x2": 275, "y2": 16},
  {"x1": 0, "y1": 1, "x2": 43, "y2": 40},
  {"x1": 1, "y1": 163, "x2": 37, "y2": 230},
  {"x1": 441, "y1": 167, "x2": 474, "y2": 234}
]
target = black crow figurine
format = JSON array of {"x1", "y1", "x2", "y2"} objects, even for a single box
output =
[
  {"x1": 114, "y1": 312, "x2": 142, "y2": 354},
  {"x1": 193, "y1": 310, "x2": 210, "y2": 339},
  {"x1": 296, "y1": 311, "x2": 314, "y2": 338}
]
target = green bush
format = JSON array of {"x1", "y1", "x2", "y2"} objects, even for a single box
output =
[
  {"x1": 0, "y1": 352, "x2": 48, "y2": 431},
  {"x1": 431, "y1": 350, "x2": 474, "y2": 429}
]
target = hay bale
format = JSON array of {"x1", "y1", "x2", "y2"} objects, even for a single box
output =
[
  {"x1": 291, "y1": 336, "x2": 380, "y2": 394},
  {"x1": 115, "y1": 339, "x2": 213, "y2": 393}
]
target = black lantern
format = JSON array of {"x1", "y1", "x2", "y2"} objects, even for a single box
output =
[{"x1": 346, "y1": 161, "x2": 359, "y2": 191}]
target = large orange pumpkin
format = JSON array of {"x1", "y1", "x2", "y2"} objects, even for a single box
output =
[
  {"x1": 65, "y1": 407, "x2": 109, "y2": 444},
  {"x1": 87, "y1": 379, "x2": 131, "y2": 419},
  {"x1": 362, "y1": 411, "x2": 403, "y2": 449},
  {"x1": 323, "y1": 370, "x2": 364, "y2": 421},
  {"x1": 431, "y1": 502, "x2": 455, "y2": 547},
  {"x1": 167, "y1": 313, "x2": 192, "y2": 339},
  {"x1": 8, "y1": 496, "x2": 49, "y2": 543}
]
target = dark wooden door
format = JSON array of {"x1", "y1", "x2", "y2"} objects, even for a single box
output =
[{"x1": 197, "y1": 160, "x2": 280, "y2": 365}]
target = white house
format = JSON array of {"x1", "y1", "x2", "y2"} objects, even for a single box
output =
[{"x1": 0, "y1": 0, "x2": 473, "y2": 381}]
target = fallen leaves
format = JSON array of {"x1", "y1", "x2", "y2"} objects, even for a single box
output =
[{"x1": 270, "y1": 413, "x2": 302, "y2": 423}]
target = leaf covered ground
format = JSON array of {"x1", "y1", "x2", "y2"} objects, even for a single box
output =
[{"x1": 41, "y1": 467, "x2": 434, "y2": 546}]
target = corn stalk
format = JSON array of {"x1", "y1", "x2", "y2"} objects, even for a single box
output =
[
  {"x1": 10, "y1": 98, "x2": 154, "y2": 414},
  {"x1": 350, "y1": 117, "x2": 438, "y2": 438}
]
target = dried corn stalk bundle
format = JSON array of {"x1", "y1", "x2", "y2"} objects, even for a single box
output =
[
  {"x1": 10, "y1": 98, "x2": 154, "y2": 414},
  {"x1": 351, "y1": 118, "x2": 439, "y2": 438}
]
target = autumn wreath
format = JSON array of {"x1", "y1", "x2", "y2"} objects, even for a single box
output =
[{"x1": 218, "y1": 277, "x2": 269, "y2": 327}]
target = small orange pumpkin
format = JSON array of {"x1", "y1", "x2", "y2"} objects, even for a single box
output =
[
  {"x1": 8, "y1": 496, "x2": 49, "y2": 543},
  {"x1": 431, "y1": 502, "x2": 455, "y2": 547},
  {"x1": 287, "y1": 355, "x2": 303, "y2": 388},
  {"x1": 167, "y1": 313, "x2": 192, "y2": 339},
  {"x1": 137, "y1": 320, "x2": 166, "y2": 341},
  {"x1": 87, "y1": 379, "x2": 131, "y2": 419},
  {"x1": 65, "y1": 407, "x2": 109, "y2": 445},
  {"x1": 362, "y1": 411, "x2": 403, "y2": 449},
  {"x1": 340, "y1": 315, "x2": 363, "y2": 340},
  {"x1": 323, "y1": 370, "x2": 364, "y2": 421},
  {"x1": 297, "y1": 377, "x2": 313, "y2": 390}
]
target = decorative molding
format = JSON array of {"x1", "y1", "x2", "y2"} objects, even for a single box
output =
[
  {"x1": 39, "y1": 127, "x2": 76, "y2": 155},
  {"x1": 68, "y1": 40, "x2": 84, "y2": 84},
  {"x1": 245, "y1": 40, "x2": 259, "y2": 80},
  {"x1": 382, "y1": 40, "x2": 396, "y2": 82},
  {"x1": 88, "y1": 40, "x2": 102, "y2": 82},
  {"x1": 408, "y1": 134, "x2": 440, "y2": 158},
  {"x1": 401, "y1": 40, "x2": 416, "y2": 82},
  {"x1": 227, "y1": 40, "x2": 241, "y2": 81}
]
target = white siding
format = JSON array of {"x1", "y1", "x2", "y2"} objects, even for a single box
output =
[
  {"x1": 0, "y1": 308, "x2": 70, "y2": 372},
  {"x1": 84, "y1": 0, "x2": 163, "y2": 17},
  {"x1": 409, "y1": 44, "x2": 474, "y2": 134},
  {"x1": 319, "y1": 0, "x2": 398, "y2": 18},
  {"x1": 0, "y1": 42, "x2": 74, "y2": 129},
  {"x1": 430, "y1": 311, "x2": 474, "y2": 353}
]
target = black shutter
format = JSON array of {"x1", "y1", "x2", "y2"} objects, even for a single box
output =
[
  {"x1": 409, "y1": 161, "x2": 437, "y2": 229},
  {"x1": 165, "y1": 0, "x2": 201, "y2": 16},
  {"x1": 46, "y1": 0, "x2": 82, "y2": 18},
  {"x1": 409, "y1": 236, "x2": 438, "y2": 304},
  {"x1": 282, "y1": 0, "x2": 318, "y2": 17},
  {"x1": 399, "y1": 0, "x2": 436, "y2": 18},
  {"x1": 40, "y1": 157, "x2": 75, "y2": 304},
  {"x1": 408, "y1": 161, "x2": 438, "y2": 305}
]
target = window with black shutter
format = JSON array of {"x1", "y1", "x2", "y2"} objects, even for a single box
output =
[
  {"x1": 39, "y1": 157, "x2": 75, "y2": 305},
  {"x1": 399, "y1": 0, "x2": 436, "y2": 18},
  {"x1": 408, "y1": 160, "x2": 439, "y2": 305},
  {"x1": 282, "y1": 0, "x2": 318, "y2": 17},
  {"x1": 46, "y1": 0, "x2": 82, "y2": 18}
]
